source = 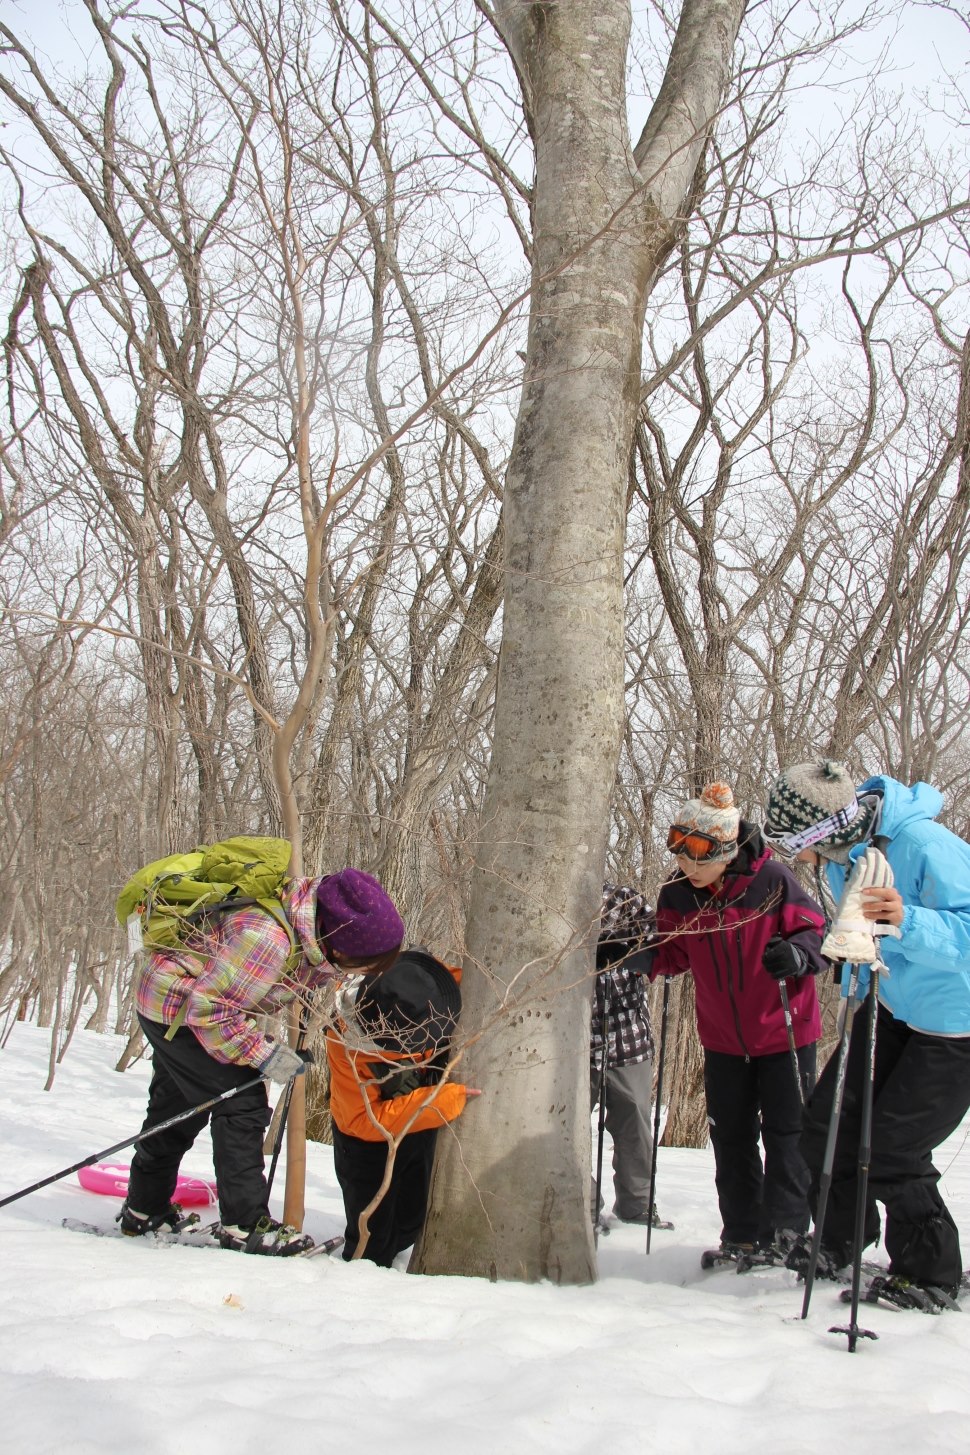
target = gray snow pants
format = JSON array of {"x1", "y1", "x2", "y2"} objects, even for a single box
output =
[{"x1": 590, "y1": 1056, "x2": 655, "y2": 1221}]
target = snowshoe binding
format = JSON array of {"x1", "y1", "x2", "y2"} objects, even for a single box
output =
[
  {"x1": 615, "y1": 1206, "x2": 675, "y2": 1230},
  {"x1": 776, "y1": 1232, "x2": 849, "y2": 1282},
  {"x1": 217, "y1": 1215, "x2": 314, "y2": 1256},
  {"x1": 116, "y1": 1200, "x2": 195, "y2": 1236},
  {"x1": 701, "y1": 1241, "x2": 763, "y2": 1272}
]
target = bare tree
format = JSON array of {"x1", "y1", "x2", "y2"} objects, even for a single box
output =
[{"x1": 414, "y1": 0, "x2": 748, "y2": 1283}]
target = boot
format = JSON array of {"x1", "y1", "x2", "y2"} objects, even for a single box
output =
[
  {"x1": 116, "y1": 1200, "x2": 185, "y2": 1236},
  {"x1": 782, "y1": 1231, "x2": 849, "y2": 1281}
]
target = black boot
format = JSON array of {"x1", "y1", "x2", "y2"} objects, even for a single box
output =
[
  {"x1": 116, "y1": 1200, "x2": 185, "y2": 1236},
  {"x1": 782, "y1": 1232, "x2": 849, "y2": 1281}
]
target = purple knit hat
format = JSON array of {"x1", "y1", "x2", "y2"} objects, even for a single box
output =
[{"x1": 315, "y1": 869, "x2": 404, "y2": 959}]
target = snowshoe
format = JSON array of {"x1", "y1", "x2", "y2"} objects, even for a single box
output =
[
  {"x1": 217, "y1": 1215, "x2": 314, "y2": 1256},
  {"x1": 65, "y1": 1217, "x2": 339, "y2": 1257},
  {"x1": 841, "y1": 1274, "x2": 962, "y2": 1315}
]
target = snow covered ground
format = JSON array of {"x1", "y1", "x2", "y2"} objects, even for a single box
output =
[{"x1": 2, "y1": 1023, "x2": 970, "y2": 1455}]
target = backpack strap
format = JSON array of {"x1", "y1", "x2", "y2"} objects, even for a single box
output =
[
  {"x1": 164, "y1": 1003, "x2": 190, "y2": 1040},
  {"x1": 254, "y1": 897, "x2": 298, "y2": 955}
]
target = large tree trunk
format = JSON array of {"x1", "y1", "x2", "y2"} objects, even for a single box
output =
[{"x1": 414, "y1": 0, "x2": 745, "y2": 1283}]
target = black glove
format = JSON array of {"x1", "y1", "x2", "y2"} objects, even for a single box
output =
[
  {"x1": 761, "y1": 936, "x2": 807, "y2": 981},
  {"x1": 296, "y1": 1046, "x2": 314, "y2": 1066},
  {"x1": 596, "y1": 933, "x2": 659, "y2": 975},
  {"x1": 624, "y1": 943, "x2": 658, "y2": 978}
]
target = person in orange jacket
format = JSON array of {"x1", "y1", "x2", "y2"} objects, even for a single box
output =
[{"x1": 326, "y1": 948, "x2": 480, "y2": 1265}]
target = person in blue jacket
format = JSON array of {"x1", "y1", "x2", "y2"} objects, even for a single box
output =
[{"x1": 763, "y1": 760, "x2": 970, "y2": 1309}]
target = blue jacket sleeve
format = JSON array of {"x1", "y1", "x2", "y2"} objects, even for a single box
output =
[{"x1": 888, "y1": 822, "x2": 970, "y2": 970}]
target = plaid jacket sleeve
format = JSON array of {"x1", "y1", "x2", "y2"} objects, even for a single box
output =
[
  {"x1": 137, "y1": 906, "x2": 333, "y2": 1068},
  {"x1": 590, "y1": 966, "x2": 654, "y2": 1068}
]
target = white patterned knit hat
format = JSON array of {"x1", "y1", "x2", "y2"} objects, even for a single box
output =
[{"x1": 764, "y1": 760, "x2": 865, "y2": 856}]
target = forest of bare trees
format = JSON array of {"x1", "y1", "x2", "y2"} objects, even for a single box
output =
[{"x1": 1, "y1": 1, "x2": 968, "y2": 1279}]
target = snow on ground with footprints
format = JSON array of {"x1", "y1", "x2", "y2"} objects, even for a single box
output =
[{"x1": 2, "y1": 1022, "x2": 970, "y2": 1455}]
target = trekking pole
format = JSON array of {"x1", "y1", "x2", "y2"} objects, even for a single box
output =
[
  {"x1": 265, "y1": 1076, "x2": 297, "y2": 1201},
  {"x1": 592, "y1": 974, "x2": 612, "y2": 1244},
  {"x1": 778, "y1": 980, "x2": 805, "y2": 1106},
  {"x1": 800, "y1": 964, "x2": 861, "y2": 1319},
  {"x1": 0, "y1": 1075, "x2": 268, "y2": 1212},
  {"x1": 829, "y1": 959, "x2": 881, "y2": 1352},
  {"x1": 646, "y1": 975, "x2": 671, "y2": 1255},
  {"x1": 265, "y1": 1003, "x2": 312, "y2": 1200}
]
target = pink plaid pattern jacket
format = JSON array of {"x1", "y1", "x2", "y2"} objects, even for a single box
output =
[{"x1": 135, "y1": 877, "x2": 335, "y2": 1069}]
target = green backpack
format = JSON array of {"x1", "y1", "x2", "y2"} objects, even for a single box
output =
[{"x1": 115, "y1": 835, "x2": 296, "y2": 958}]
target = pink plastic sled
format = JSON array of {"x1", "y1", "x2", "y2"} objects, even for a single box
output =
[{"x1": 77, "y1": 1161, "x2": 218, "y2": 1206}]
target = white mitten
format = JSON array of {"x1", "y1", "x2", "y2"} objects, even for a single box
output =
[{"x1": 821, "y1": 846, "x2": 900, "y2": 963}]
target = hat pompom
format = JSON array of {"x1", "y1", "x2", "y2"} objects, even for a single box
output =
[{"x1": 701, "y1": 782, "x2": 735, "y2": 811}]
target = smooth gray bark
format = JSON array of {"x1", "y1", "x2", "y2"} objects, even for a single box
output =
[{"x1": 414, "y1": 0, "x2": 746, "y2": 1282}]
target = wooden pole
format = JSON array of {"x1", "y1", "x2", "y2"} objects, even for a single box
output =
[{"x1": 281, "y1": 1001, "x2": 308, "y2": 1229}]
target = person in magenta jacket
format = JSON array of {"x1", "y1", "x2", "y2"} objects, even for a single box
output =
[{"x1": 652, "y1": 782, "x2": 825, "y2": 1256}]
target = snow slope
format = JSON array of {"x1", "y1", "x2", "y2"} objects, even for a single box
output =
[{"x1": 2, "y1": 1023, "x2": 969, "y2": 1455}]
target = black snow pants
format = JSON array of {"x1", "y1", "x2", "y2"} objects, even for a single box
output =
[
  {"x1": 127, "y1": 1015, "x2": 272, "y2": 1229},
  {"x1": 704, "y1": 1042, "x2": 817, "y2": 1247},
  {"x1": 802, "y1": 999, "x2": 970, "y2": 1289},
  {"x1": 332, "y1": 1123, "x2": 437, "y2": 1267}
]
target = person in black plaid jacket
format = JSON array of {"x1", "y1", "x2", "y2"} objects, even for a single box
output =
[{"x1": 590, "y1": 883, "x2": 671, "y2": 1228}]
